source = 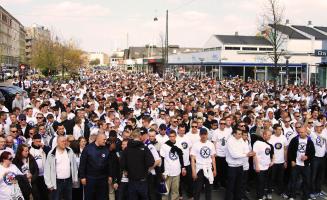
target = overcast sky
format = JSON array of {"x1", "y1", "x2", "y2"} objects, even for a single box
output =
[{"x1": 2, "y1": 0, "x2": 327, "y2": 54}]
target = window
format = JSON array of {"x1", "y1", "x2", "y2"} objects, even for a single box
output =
[
  {"x1": 259, "y1": 48, "x2": 273, "y2": 51},
  {"x1": 1, "y1": 14, "x2": 7, "y2": 23},
  {"x1": 225, "y1": 46, "x2": 240, "y2": 50},
  {"x1": 242, "y1": 47, "x2": 257, "y2": 51}
]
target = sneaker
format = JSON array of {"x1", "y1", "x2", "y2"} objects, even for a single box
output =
[
  {"x1": 288, "y1": 198, "x2": 294, "y2": 200},
  {"x1": 263, "y1": 195, "x2": 267, "y2": 200},
  {"x1": 267, "y1": 194, "x2": 272, "y2": 200},
  {"x1": 281, "y1": 193, "x2": 289, "y2": 199},
  {"x1": 310, "y1": 194, "x2": 316, "y2": 200}
]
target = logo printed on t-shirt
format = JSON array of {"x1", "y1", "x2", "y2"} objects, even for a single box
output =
[
  {"x1": 316, "y1": 136, "x2": 325, "y2": 148},
  {"x1": 169, "y1": 151, "x2": 178, "y2": 160},
  {"x1": 221, "y1": 137, "x2": 226, "y2": 146},
  {"x1": 275, "y1": 143, "x2": 282, "y2": 150},
  {"x1": 200, "y1": 146, "x2": 211, "y2": 159},
  {"x1": 265, "y1": 148, "x2": 271, "y2": 155},
  {"x1": 298, "y1": 142, "x2": 306, "y2": 153},
  {"x1": 3, "y1": 172, "x2": 16, "y2": 185},
  {"x1": 285, "y1": 131, "x2": 293, "y2": 140},
  {"x1": 181, "y1": 142, "x2": 188, "y2": 149}
]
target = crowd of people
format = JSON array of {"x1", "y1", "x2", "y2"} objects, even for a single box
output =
[{"x1": 1, "y1": 71, "x2": 327, "y2": 200}]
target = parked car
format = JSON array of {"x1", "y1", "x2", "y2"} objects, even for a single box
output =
[{"x1": 0, "y1": 85, "x2": 25, "y2": 111}]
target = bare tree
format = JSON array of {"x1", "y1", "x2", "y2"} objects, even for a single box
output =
[{"x1": 260, "y1": 0, "x2": 286, "y2": 78}]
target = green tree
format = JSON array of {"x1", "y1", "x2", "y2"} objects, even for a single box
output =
[{"x1": 89, "y1": 58, "x2": 100, "y2": 66}]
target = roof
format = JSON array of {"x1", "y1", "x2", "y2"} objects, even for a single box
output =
[
  {"x1": 292, "y1": 25, "x2": 327, "y2": 40},
  {"x1": 314, "y1": 26, "x2": 327, "y2": 34},
  {"x1": 214, "y1": 35, "x2": 271, "y2": 46},
  {"x1": 269, "y1": 24, "x2": 309, "y2": 40}
]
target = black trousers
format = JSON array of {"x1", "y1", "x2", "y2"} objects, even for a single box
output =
[
  {"x1": 32, "y1": 176, "x2": 49, "y2": 200},
  {"x1": 84, "y1": 177, "x2": 109, "y2": 200},
  {"x1": 179, "y1": 165, "x2": 193, "y2": 198},
  {"x1": 148, "y1": 174, "x2": 160, "y2": 200},
  {"x1": 290, "y1": 165, "x2": 310, "y2": 199},
  {"x1": 269, "y1": 163, "x2": 285, "y2": 195},
  {"x1": 225, "y1": 166, "x2": 243, "y2": 200},
  {"x1": 311, "y1": 157, "x2": 326, "y2": 194},
  {"x1": 118, "y1": 182, "x2": 129, "y2": 200},
  {"x1": 240, "y1": 170, "x2": 249, "y2": 199},
  {"x1": 193, "y1": 170, "x2": 212, "y2": 200},
  {"x1": 256, "y1": 170, "x2": 269, "y2": 199},
  {"x1": 214, "y1": 156, "x2": 227, "y2": 188}
]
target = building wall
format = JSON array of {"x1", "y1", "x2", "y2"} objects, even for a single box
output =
[
  {"x1": 88, "y1": 52, "x2": 109, "y2": 66},
  {"x1": 0, "y1": 6, "x2": 25, "y2": 67}
]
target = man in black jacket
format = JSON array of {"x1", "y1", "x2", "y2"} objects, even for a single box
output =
[
  {"x1": 288, "y1": 127, "x2": 315, "y2": 200},
  {"x1": 79, "y1": 133, "x2": 112, "y2": 200},
  {"x1": 121, "y1": 128, "x2": 155, "y2": 200}
]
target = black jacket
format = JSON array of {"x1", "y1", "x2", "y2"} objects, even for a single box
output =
[
  {"x1": 288, "y1": 136, "x2": 315, "y2": 166},
  {"x1": 79, "y1": 142, "x2": 110, "y2": 179},
  {"x1": 12, "y1": 154, "x2": 39, "y2": 184},
  {"x1": 121, "y1": 140, "x2": 154, "y2": 181}
]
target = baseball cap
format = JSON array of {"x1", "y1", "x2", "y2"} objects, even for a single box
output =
[
  {"x1": 18, "y1": 114, "x2": 26, "y2": 121},
  {"x1": 140, "y1": 127, "x2": 148, "y2": 135}
]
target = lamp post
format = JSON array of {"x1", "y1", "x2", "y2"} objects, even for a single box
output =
[
  {"x1": 284, "y1": 54, "x2": 291, "y2": 85},
  {"x1": 199, "y1": 57, "x2": 204, "y2": 79}
]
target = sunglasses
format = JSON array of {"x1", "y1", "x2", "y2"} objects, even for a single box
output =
[
  {"x1": 192, "y1": 126, "x2": 197, "y2": 128},
  {"x1": 220, "y1": 123, "x2": 226, "y2": 125},
  {"x1": 7, "y1": 157, "x2": 13, "y2": 161},
  {"x1": 308, "y1": 122, "x2": 313, "y2": 124},
  {"x1": 37, "y1": 117, "x2": 43, "y2": 119},
  {"x1": 10, "y1": 130, "x2": 18, "y2": 133}
]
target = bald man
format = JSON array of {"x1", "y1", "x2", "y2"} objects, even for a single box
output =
[{"x1": 79, "y1": 133, "x2": 112, "y2": 200}]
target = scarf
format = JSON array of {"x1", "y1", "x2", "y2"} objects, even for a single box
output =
[{"x1": 165, "y1": 140, "x2": 184, "y2": 168}]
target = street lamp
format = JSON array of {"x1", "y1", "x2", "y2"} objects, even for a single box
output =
[
  {"x1": 284, "y1": 54, "x2": 291, "y2": 85},
  {"x1": 199, "y1": 57, "x2": 204, "y2": 79}
]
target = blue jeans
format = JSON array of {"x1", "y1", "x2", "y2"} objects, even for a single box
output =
[
  {"x1": 51, "y1": 178, "x2": 72, "y2": 200},
  {"x1": 128, "y1": 180, "x2": 148, "y2": 200},
  {"x1": 84, "y1": 177, "x2": 109, "y2": 200}
]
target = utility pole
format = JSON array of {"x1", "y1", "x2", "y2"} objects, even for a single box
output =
[{"x1": 165, "y1": 10, "x2": 169, "y2": 79}]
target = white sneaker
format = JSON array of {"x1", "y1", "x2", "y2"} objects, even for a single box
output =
[
  {"x1": 288, "y1": 198, "x2": 294, "y2": 200},
  {"x1": 267, "y1": 194, "x2": 272, "y2": 200}
]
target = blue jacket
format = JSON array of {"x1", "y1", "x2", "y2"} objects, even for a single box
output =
[{"x1": 79, "y1": 142, "x2": 110, "y2": 179}]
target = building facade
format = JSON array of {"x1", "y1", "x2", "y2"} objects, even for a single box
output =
[
  {"x1": 88, "y1": 52, "x2": 110, "y2": 66},
  {"x1": 168, "y1": 21, "x2": 327, "y2": 87},
  {"x1": 0, "y1": 6, "x2": 26, "y2": 68},
  {"x1": 25, "y1": 24, "x2": 51, "y2": 64}
]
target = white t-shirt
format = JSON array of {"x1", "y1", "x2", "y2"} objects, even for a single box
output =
[
  {"x1": 156, "y1": 134, "x2": 169, "y2": 148},
  {"x1": 146, "y1": 143, "x2": 160, "y2": 175},
  {"x1": 212, "y1": 129, "x2": 230, "y2": 157},
  {"x1": 176, "y1": 135, "x2": 191, "y2": 166},
  {"x1": 296, "y1": 138, "x2": 308, "y2": 166},
  {"x1": 55, "y1": 150, "x2": 71, "y2": 179},
  {"x1": 0, "y1": 164, "x2": 23, "y2": 200},
  {"x1": 311, "y1": 132, "x2": 326, "y2": 158},
  {"x1": 283, "y1": 127, "x2": 296, "y2": 146},
  {"x1": 186, "y1": 132, "x2": 200, "y2": 147},
  {"x1": 30, "y1": 147, "x2": 45, "y2": 176},
  {"x1": 253, "y1": 140, "x2": 272, "y2": 171},
  {"x1": 243, "y1": 140, "x2": 252, "y2": 171},
  {"x1": 269, "y1": 134, "x2": 287, "y2": 164},
  {"x1": 190, "y1": 140, "x2": 215, "y2": 165},
  {"x1": 160, "y1": 143, "x2": 182, "y2": 176}
]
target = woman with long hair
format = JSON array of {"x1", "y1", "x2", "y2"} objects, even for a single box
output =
[
  {"x1": 12, "y1": 144, "x2": 39, "y2": 200},
  {"x1": 0, "y1": 151, "x2": 25, "y2": 199}
]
